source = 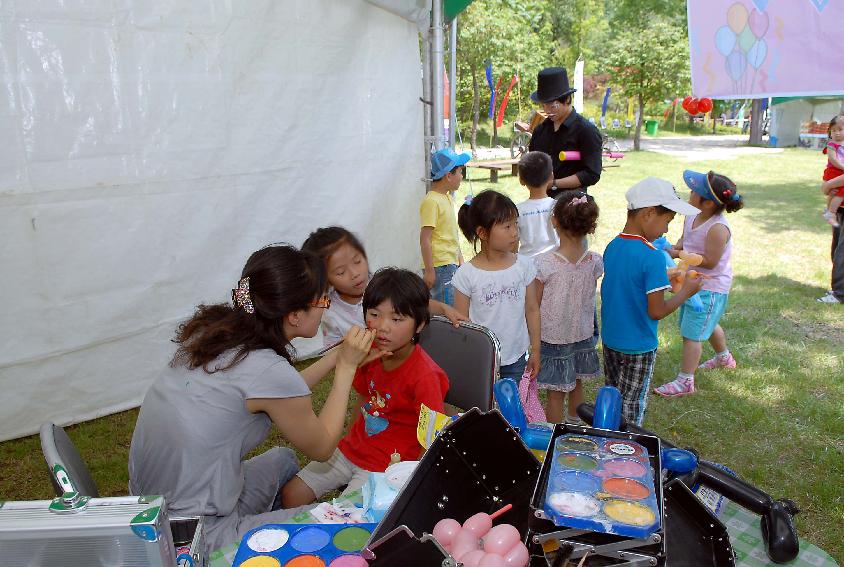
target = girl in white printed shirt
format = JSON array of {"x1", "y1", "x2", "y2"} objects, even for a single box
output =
[{"x1": 452, "y1": 190, "x2": 541, "y2": 381}]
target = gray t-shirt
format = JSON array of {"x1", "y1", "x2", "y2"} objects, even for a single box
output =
[{"x1": 128, "y1": 349, "x2": 310, "y2": 518}]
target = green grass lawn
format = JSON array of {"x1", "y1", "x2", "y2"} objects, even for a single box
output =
[{"x1": 1, "y1": 147, "x2": 842, "y2": 562}]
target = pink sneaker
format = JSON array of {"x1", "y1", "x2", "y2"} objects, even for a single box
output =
[
  {"x1": 654, "y1": 378, "x2": 695, "y2": 397},
  {"x1": 698, "y1": 353, "x2": 737, "y2": 370}
]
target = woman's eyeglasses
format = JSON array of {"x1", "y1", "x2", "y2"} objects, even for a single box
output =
[{"x1": 308, "y1": 295, "x2": 332, "y2": 309}]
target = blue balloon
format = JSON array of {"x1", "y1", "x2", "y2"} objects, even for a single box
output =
[
  {"x1": 715, "y1": 25, "x2": 737, "y2": 56},
  {"x1": 493, "y1": 378, "x2": 527, "y2": 433},
  {"x1": 748, "y1": 38, "x2": 768, "y2": 69},
  {"x1": 726, "y1": 50, "x2": 747, "y2": 81}
]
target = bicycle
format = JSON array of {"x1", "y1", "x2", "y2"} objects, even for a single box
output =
[
  {"x1": 509, "y1": 110, "x2": 545, "y2": 158},
  {"x1": 601, "y1": 133, "x2": 624, "y2": 168}
]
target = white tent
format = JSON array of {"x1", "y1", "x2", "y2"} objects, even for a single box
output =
[
  {"x1": 0, "y1": 0, "x2": 430, "y2": 441},
  {"x1": 768, "y1": 97, "x2": 844, "y2": 148}
]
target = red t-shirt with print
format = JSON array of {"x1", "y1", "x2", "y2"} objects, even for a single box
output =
[{"x1": 338, "y1": 345, "x2": 449, "y2": 472}]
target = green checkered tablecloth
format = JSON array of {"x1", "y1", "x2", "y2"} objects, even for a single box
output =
[
  {"x1": 210, "y1": 493, "x2": 839, "y2": 567},
  {"x1": 719, "y1": 501, "x2": 838, "y2": 567}
]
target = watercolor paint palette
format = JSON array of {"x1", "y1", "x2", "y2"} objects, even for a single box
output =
[
  {"x1": 232, "y1": 523, "x2": 377, "y2": 567},
  {"x1": 542, "y1": 434, "x2": 661, "y2": 539}
]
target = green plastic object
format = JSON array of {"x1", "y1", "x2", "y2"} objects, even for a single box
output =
[
  {"x1": 445, "y1": 0, "x2": 473, "y2": 20},
  {"x1": 645, "y1": 119, "x2": 659, "y2": 136}
]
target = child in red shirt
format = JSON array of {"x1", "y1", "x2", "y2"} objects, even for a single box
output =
[
  {"x1": 822, "y1": 114, "x2": 844, "y2": 228},
  {"x1": 282, "y1": 268, "x2": 448, "y2": 507}
]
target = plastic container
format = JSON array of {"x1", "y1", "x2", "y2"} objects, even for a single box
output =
[
  {"x1": 645, "y1": 120, "x2": 659, "y2": 136},
  {"x1": 362, "y1": 461, "x2": 420, "y2": 522},
  {"x1": 542, "y1": 434, "x2": 660, "y2": 539}
]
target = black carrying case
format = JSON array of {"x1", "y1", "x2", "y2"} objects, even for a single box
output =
[
  {"x1": 364, "y1": 412, "x2": 734, "y2": 567},
  {"x1": 366, "y1": 408, "x2": 540, "y2": 566},
  {"x1": 663, "y1": 479, "x2": 735, "y2": 566}
]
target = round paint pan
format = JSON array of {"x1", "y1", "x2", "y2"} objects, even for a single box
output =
[
  {"x1": 555, "y1": 435, "x2": 599, "y2": 453},
  {"x1": 284, "y1": 556, "x2": 326, "y2": 567},
  {"x1": 555, "y1": 451, "x2": 599, "y2": 471},
  {"x1": 328, "y1": 555, "x2": 368, "y2": 567},
  {"x1": 601, "y1": 457, "x2": 648, "y2": 478},
  {"x1": 602, "y1": 477, "x2": 651, "y2": 500},
  {"x1": 240, "y1": 557, "x2": 281, "y2": 567},
  {"x1": 547, "y1": 491, "x2": 600, "y2": 517},
  {"x1": 246, "y1": 528, "x2": 289, "y2": 553},
  {"x1": 603, "y1": 499, "x2": 656, "y2": 527},
  {"x1": 551, "y1": 470, "x2": 601, "y2": 493},
  {"x1": 289, "y1": 526, "x2": 331, "y2": 554},
  {"x1": 332, "y1": 526, "x2": 370, "y2": 552}
]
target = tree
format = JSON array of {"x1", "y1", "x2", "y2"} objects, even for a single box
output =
[
  {"x1": 606, "y1": 0, "x2": 687, "y2": 29},
  {"x1": 546, "y1": 0, "x2": 608, "y2": 74},
  {"x1": 603, "y1": 21, "x2": 690, "y2": 150},
  {"x1": 455, "y1": 0, "x2": 553, "y2": 151}
]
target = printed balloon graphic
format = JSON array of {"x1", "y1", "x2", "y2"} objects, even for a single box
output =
[
  {"x1": 726, "y1": 50, "x2": 747, "y2": 82},
  {"x1": 738, "y1": 25, "x2": 756, "y2": 53},
  {"x1": 726, "y1": 2, "x2": 749, "y2": 33},
  {"x1": 747, "y1": 39, "x2": 768, "y2": 69},
  {"x1": 748, "y1": 8, "x2": 769, "y2": 37},
  {"x1": 715, "y1": 25, "x2": 737, "y2": 56}
]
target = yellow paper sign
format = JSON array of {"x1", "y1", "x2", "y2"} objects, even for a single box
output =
[{"x1": 416, "y1": 403, "x2": 460, "y2": 449}]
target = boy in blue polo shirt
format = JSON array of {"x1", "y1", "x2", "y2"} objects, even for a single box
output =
[{"x1": 601, "y1": 178, "x2": 703, "y2": 426}]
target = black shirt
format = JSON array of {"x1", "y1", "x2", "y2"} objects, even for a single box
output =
[{"x1": 529, "y1": 109, "x2": 603, "y2": 194}]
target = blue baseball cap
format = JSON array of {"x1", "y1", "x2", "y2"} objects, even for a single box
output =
[{"x1": 431, "y1": 148, "x2": 471, "y2": 180}]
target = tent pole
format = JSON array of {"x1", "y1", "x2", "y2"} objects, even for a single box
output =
[
  {"x1": 431, "y1": 0, "x2": 445, "y2": 151},
  {"x1": 448, "y1": 16, "x2": 457, "y2": 148},
  {"x1": 421, "y1": 26, "x2": 432, "y2": 190}
]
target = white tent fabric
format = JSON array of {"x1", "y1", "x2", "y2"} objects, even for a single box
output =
[{"x1": 0, "y1": 0, "x2": 425, "y2": 441}]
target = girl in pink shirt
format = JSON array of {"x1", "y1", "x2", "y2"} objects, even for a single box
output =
[
  {"x1": 655, "y1": 171, "x2": 744, "y2": 397},
  {"x1": 533, "y1": 190, "x2": 602, "y2": 423}
]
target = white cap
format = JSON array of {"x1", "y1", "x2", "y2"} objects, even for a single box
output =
[{"x1": 625, "y1": 177, "x2": 700, "y2": 216}]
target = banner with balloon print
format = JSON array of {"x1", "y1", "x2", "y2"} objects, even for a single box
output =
[{"x1": 689, "y1": 0, "x2": 844, "y2": 98}]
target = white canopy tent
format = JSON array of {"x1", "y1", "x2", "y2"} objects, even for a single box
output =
[{"x1": 0, "y1": 0, "x2": 431, "y2": 441}]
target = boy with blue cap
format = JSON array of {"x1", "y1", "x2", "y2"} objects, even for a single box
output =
[{"x1": 420, "y1": 147, "x2": 470, "y2": 305}]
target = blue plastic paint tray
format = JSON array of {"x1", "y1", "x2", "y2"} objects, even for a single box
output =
[
  {"x1": 542, "y1": 434, "x2": 661, "y2": 539},
  {"x1": 232, "y1": 523, "x2": 377, "y2": 567}
]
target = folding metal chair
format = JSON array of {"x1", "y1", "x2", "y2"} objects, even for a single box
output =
[
  {"x1": 418, "y1": 316, "x2": 500, "y2": 412},
  {"x1": 39, "y1": 422, "x2": 100, "y2": 497}
]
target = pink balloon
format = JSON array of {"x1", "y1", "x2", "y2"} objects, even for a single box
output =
[
  {"x1": 478, "y1": 554, "x2": 508, "y2": 567},
  {"x1": 452, "y1": 528, "x2": 480, "y2": 560},
  {"x1": 432, "y1": 518, "x2": 461, "y2": 550},
  {"x1": 482, "y1": 524, "x2": 521, "y2": 556},
  {"x1": 503, "y1": 543, "x2": 530, "y2": 567},
  {"x1": 459, "y1": 549, "x2": 487, "y2": 567},
  {"x1": 462, "y1": 513, "x2": 493, "y2": 536},
  {"x1": 451, "y1": 540, "x2": 477, "y2": 562},
  {"x1": 748, "y1": 8, "x2": 769, "y2": 38}
]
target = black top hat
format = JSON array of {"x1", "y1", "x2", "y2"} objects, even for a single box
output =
[{"x1": 530, "y1": 67, "x2": 577, "y2": 103}]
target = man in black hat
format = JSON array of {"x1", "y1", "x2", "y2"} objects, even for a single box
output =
[{"x1": 528, "y1": 67, "x2": 603, "y2": 198}]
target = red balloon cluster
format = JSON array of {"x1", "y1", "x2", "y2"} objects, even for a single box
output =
[{"x1": 682, "y1": 96, "x2": 713, "y2": 115}]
